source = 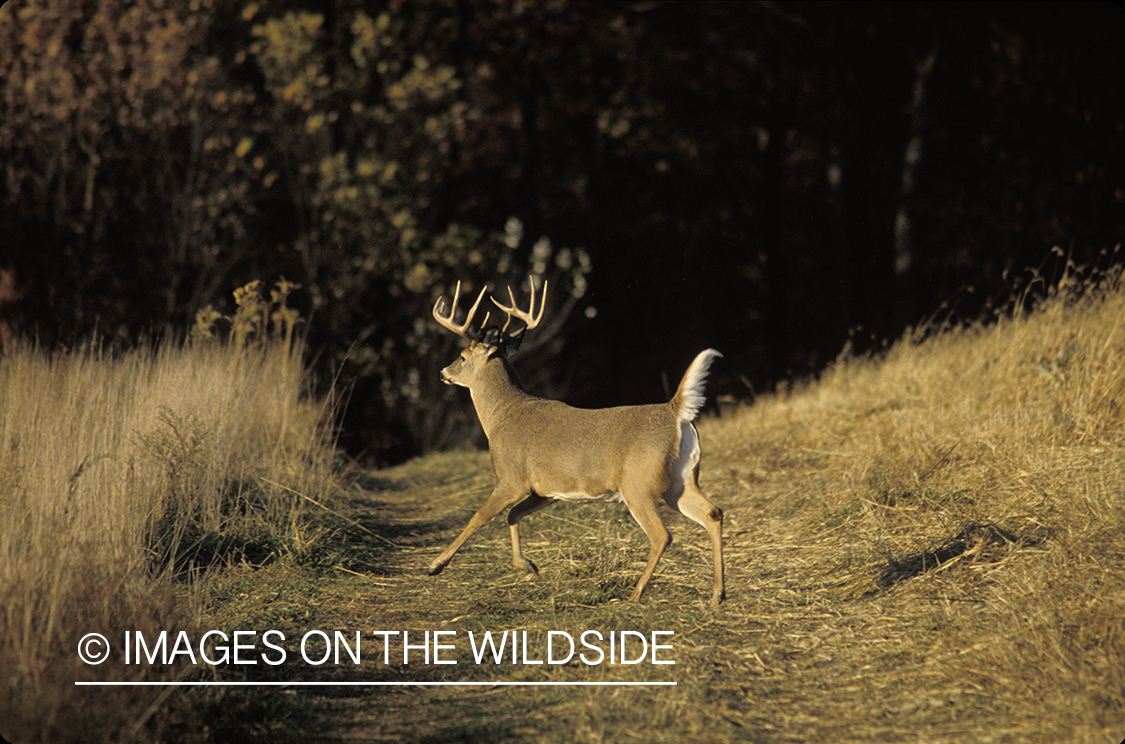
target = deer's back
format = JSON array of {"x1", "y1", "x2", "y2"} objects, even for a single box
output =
[{"x1": 487, "y1": 398, "x2": 680, "y2": 499}]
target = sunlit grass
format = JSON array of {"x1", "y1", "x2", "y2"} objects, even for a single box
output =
[
  {"x1": 0, "y1": 337, "x2": 337, "y2": 743},
  {"x1": 4, "y1": 266, "x2": 1123, "y2": 743},
  {"x1": 701, "y1": 263, "x2": 1125, "y2": 740},
  {"x1": 317, "y1": 264, "x2": 1125, "y2": 742}
]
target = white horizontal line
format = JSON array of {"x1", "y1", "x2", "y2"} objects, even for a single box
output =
[{"x1": 75, "y1": 681, "x2": 676, "y2": 687}]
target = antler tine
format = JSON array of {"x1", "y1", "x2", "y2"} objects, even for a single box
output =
[
  {"x1": 432, "y1": 280, "x2": 489, "y2": 341},
  {"x1": 492, "y1": 275, "x2": 547, "y2": 336},
  {"x1": 499, "y1": 286, "x2": 517, "y2": 334}
]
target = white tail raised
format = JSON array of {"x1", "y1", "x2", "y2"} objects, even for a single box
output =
[
  {"x1": 429, "y1": 276, "x2": 726, "y2": 606},
  {"x1": 673, "y1": 349, "x2": 723, "y2": 423}
]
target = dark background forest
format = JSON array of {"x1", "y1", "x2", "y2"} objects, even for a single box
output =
[{"x1": 1, "y1": 0, "x2": 1122, "y2": 464}]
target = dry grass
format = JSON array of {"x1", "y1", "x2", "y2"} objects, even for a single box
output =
[
  {"x1": 0, "y1": 338, "x2": 338, "y2": 743},
  {"x1": 5, "y1": 266, "x2": 1123, "y2": 743},
  {"x1": 269, "y1": 266, "x2": 1124, "y2": 743},
  {"x1": 697, "y1": 265, "x2": 1125, "y2": 742}
]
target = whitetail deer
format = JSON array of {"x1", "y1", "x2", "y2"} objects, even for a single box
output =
[{"x1": 429, "y1": 277, "x2": 725, "y2": 606}]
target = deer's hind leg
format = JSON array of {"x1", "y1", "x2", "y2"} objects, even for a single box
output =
[
  {"x1": 665, "y1": 476, "x2": 725, "y2": 607},
  {"x1": 661, "y1": 422, "x2": 724, "y2": 606},
  {"x1": 621, "y1": 485, "x2": 673, "y2": 603}
]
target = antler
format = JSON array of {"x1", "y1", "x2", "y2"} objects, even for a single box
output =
[
  {"x1": 432, "y1": 281, "x2": 489, "y2": 341},
  {"x1": 492, "y1": 276, "x2": 547, "y2": 336}
]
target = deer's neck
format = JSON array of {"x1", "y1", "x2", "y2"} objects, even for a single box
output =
[{"x1": 469, "y1": 358, "x2": 530, "y2": 441}]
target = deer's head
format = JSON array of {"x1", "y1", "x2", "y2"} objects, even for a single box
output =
[{"x1": 432, "y1": 277, "x2": 546, "y2": 389}]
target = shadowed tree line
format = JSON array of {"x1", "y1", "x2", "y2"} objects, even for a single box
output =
[{"x1": 1, "y1": 0, "x2": 1122, "y2": 463}]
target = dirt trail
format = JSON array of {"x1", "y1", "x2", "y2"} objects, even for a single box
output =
[{"x1": 225, "y1": 449, "x2": 1086, "y2": 744}]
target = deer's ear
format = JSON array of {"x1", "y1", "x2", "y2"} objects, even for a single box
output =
[
  {"x1": 500, "y1": 330, "x2": 524, "y2": 356},
  {"x1": 480, "y1": 325, "x2": 522, "y2": 359},
  {"x1": 495, "y1": 328, "x2": 524, "y2": 357}
]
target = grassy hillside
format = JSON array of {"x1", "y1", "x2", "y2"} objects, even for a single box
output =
[
  {"x1": 3, "y1": 266, "x2": 1123, "y2": 743},
  {"x1": 209, "y1": 265, "x2": 1122, "y2": 743},
  {"x1": 695, "y1": 266, "x2": 1125, "y2": 741}
]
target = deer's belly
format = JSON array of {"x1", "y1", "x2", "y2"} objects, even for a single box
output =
[{"x1": 544, "y1": 490, "x2": 623, "y2": 504}]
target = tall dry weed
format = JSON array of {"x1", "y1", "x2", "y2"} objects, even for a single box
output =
[{"x1": 0, "y1": 338, "x2": 336, "y2": 742}]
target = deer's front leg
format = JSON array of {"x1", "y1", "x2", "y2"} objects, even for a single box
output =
[
  {"x1": 507, "y1": 494, "x2": 553, "y2": 574},
  {"x1": 427, "y1": 486, "x2": 528, "y2": 575}
]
